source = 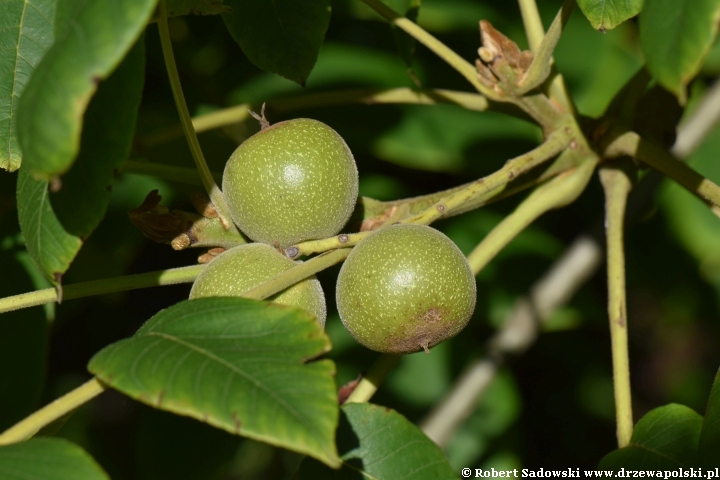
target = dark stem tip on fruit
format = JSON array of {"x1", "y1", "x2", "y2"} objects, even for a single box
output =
[{"x1": 248, "y1": 103, "x2": 271, "y2": 130}]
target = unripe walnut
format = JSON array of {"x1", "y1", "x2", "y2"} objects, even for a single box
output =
[
  {"x1": 190, "y1": 243, "x2": 326, "y2": 327},
  {"x1": 335, "y1": 224, "x2": 476, "y2": 354},
  {"x1": 222, "y1": 118, "x2": 358, "y2": 247}
]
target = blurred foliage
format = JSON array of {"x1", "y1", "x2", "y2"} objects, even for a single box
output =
[{"x1": 1, "y1": 0, "x2": 720, "y2": 475}]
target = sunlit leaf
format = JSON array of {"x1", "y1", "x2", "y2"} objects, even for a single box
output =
[
  {"x1": 16, "y1": 39, "x2": 145, "y2": 283},
  {"x1": 222, "y1": 0, "x2": 330, "y2": 86},
  {"x1": 16, "y1": 0, "x2": 156, "y2": 179},
  {"x1": 639, "y1": 0, "x2": 720, "y2": 104},
  {"x1": 0, "y1": 438, "x2": 109, "y2": 480},
  {"x1": 296, "y1": 402, "x2": 456, "y2": 479},
  {"x1": 88, "y1": 297, "x2": 341, "y2": 468},
  {"x1": 576, "y1": 0, "x2": 643, "y2": 31},
  {"x1": 0, "y1": 0, "x2": 57, "y2": 172},
  {"x1": 600, "y1": 404, "x2": 703, "y2": 469}
]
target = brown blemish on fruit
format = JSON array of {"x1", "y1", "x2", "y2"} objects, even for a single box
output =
[{"x1": 385, "y1": 307, "x2": 448, "y2": 354}]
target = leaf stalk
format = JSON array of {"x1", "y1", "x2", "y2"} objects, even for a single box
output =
[
  {"x1": 0, "y1": 265, "x2": 203, "y2": 315},
  {"x1": 0, "y1": 378, "x2": 106, "y2": 445},
  {"x1": 604, "y1": 130, "x2": 720, "y2": 209},
  {"x1": 156, "y1": 0, "x2": 238, "y2": 234},
  {"x1": 467, "y1": 156, "x2": 596, "y2": 274},
  {"x1": 344, "y1": 354, "x2": 401, "y2": 404},
  {"x1": 599, "y1": 164, "x2": 634, "y2": 448}
]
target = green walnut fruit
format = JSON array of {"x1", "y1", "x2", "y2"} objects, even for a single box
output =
[
  {"x1": 336, "y1": 224, "x2": 476, "y2": 354},
  {"x1": 222, "y1": 118, "x2": 358, "y2": 247},
  {"x1": 190, "y1": 243, "x2": 327, "y2": 327}
]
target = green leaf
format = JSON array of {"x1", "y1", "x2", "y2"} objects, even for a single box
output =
[
  {"x1": 16, "y1": 39, "x2": 145, "y2": 283},
  {"x1": 639, "y1": 0, "x2": 720, "y2": 104},
  {"x1": 0, "y1": 438, "x2": 109, "y2": 480},
  {"x1": 16, "y1": 0, "x2": 156, "y2": 179},
  {"x1": 699, "y1": 369, "x2": 720, "y2": 467},
  {"x1": 295, "y1": 403, "x2": 456, "y2": 479},
  {"x1": 576, "y1": 0, "x2": 644, "y2": 31},
  {"x1": 88, "y1": 297, "x2": 341, "y2": 468},
  {"x1": 222, "y1": 0, "x2": 330, "y2": 86},
  {"x1": 600, "y1": 404, "x2": 703, "y2": 469},
  {"x1": 0, "y1": 0, "x2": 57, "y2": 172},
  {"x1": 51, "y1": 39, "x2": 145, "y2": 239},
  {"x1": 166, "y1": 0, "x2": 230, "y2": 16},
  {"x1": 16, "y1": 168, "x2": 82, "y2": 283}
]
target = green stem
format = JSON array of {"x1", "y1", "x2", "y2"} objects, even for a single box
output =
[
  {"x1": 403, "y1": 131, "x2": 571, "y2": 226},
  {"x1": 517, "y1": 0, "x2": 575, "y2": 95},
  {"x1": 0, "y1": 265, "x2": 203, "y2": 315},
  {"x1": 467, "y1": 157, "x2": 596, "y2": 274},
  {"x1": 367, "y1": 146, "x2": 583, "y2": 219},
  {"x1": 599, "y1": 165, "x2": 634, "y2": 448},
  {"x1": 604, "y1": 131, "x2": 720, "y2": 209},
  {"x1": 293, "y1": 141, "x2": 583, "y2": 257},
  {"x1": 122, "y1": 160, "x2": 221, "y2": 186},
  {"x1": 344, "y1": 354, "x2": 401, "y2": 404},
  {"x1": 242, "y1": 249, "x2": 351, "y2": 300},
  {"x1": 292, "y1": 233, "x2": 369, "y2": 258},
  {"x1": 156, "y1": 0, "x2": 237, "y2": 233},
  {"x1": 0, "y1": 378, "x2": 106, "y2": 445},
  {"x1": 360, "y1": 0, "x2": 498, "y2": 100}
]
